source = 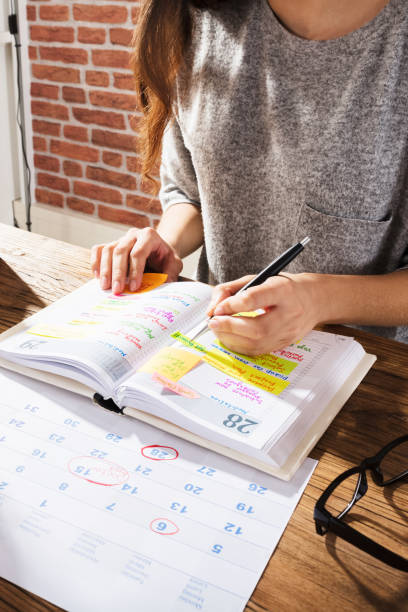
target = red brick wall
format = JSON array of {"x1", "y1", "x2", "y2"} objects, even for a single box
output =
[{"x1": 27, "y1": 1, "x2": 162, "y2": 228}]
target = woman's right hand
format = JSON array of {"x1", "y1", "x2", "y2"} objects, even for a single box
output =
[{"x1": 90, "y1": 227, "x2": 183, "y2": 295}]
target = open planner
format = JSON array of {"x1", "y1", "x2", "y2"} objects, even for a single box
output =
[{"x1": 0, "y1": 274, "x2": 376, "y2": 480}]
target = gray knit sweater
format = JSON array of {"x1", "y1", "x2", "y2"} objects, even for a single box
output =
[{"x1": 160, "y1": 0, "x2": 408, "y2": 343}]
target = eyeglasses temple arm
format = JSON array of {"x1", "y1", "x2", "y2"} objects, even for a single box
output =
[{"x1": 327, "y1": 517, "x2": 408, "y2": 572}]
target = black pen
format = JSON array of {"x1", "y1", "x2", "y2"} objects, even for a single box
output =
[{"x1": 190, "y1": 237, "x2": 310, "y2": 342}]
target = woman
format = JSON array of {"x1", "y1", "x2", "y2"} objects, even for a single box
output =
[{"x1": 91, "y1": 0, "x2": 408, "y2": 355}]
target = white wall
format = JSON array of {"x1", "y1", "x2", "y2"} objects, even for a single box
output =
[
  {"x1": 0, "y1": 3, "x2": 18, "y2": 225},
  {"x1": 16, "y1": 0, "x2": 34, "y2": 208},
  {"x1": 0, "y1": 0, "x2": 33, "y2": 227}
]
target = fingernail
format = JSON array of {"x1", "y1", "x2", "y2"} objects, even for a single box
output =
[
  {"x1": 208, "y1": 318, "x2": 220, "y2": 328},
  {"x1": 101, "y1": 276, "x2": 109, "y2": 290},
  {"x1": 113, "y1": 281, "x2": 121, "y2": 294},
  {"x1": 129, "y1": 280, "x2": 137, "y2": 292},
  {"x1": 207, "y1": 301, "x2": 217, "y2": 313},
  {"x1": 213, "y1": 305, "x2": 225, "y2": 315}
]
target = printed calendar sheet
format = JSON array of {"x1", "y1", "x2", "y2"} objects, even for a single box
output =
[{"x1": 0, "y1": 368, "x2": 316, "y2": 611}]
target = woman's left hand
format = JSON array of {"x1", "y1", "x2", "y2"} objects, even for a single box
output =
[{"x1": 206, "y1": 273, "x2": 321, "y2": 355}]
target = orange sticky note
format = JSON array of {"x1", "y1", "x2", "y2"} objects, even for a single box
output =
[{"x1": 123, "y1": 273, "x2": 168, "y2": 294}]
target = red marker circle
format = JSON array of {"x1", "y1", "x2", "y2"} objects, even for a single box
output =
[
  {"x1": 141, "y1": 445, "x2": 179, "y2": 461},
  {"x1": 68, "y1": 456, "x2": 129, "y2": 486},
  {"x1": 149, "y1": 518, "x2": 179, "y2": 535}
]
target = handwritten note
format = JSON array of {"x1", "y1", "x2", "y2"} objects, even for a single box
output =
[
  {"x1": 27, "y1": 323, "x2": 94, "y2": 340},
  {"x1": 14, "y1": 280, "x2": 212, "y2": 389},
  {"x1": 152, "y1": 371, "x2": 200, "y2": 398},
  {"x1": 140, "y1": 347, "x2": 202, "y2": 381},
  {"x1": 203, "y1": 351, "x2": 289, "y2": 395},
  {"x1": 171, "y1": 331, "x2": 208, "y2": 353},
  {"x1": 171, "y1": 332, "x2": 290, "y2": 395},
  {"x1": 226, "y1": 348, "x2": 298, "y2": 376}
]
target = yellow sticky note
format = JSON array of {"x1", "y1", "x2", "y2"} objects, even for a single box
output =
[
  {"x1": 234, "y1": 351, "x2": 298, "y2": 375},
  {"x1": 27, "y1": 323, "x2": 92, "y2": 340},
  {"x1": 203, "y1": 349, "x2": 289, "y2": 395},
  {"x1": 171, "y1": 331, "x2": 289, "y2": 395},
  {"x1": 140, "y1": 347, "x2": 202, "y2": 382},
  {"x1": 122, "y1": 273, "x2": 168, "y2": 294}
]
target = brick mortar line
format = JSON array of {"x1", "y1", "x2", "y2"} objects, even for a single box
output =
[
  {"x1": 31, "y1": 108, "x2": 138, "y2": 130},
  {"x1": 30, "y1": 77, "x2": 138, "y2": 102},
  {"x1": 30, "y1": 61, "x2": 134, "y2": 75},
  {"x1": 29, "y1": 18, "x2": 138, "y2": 31},
  {"x1": 30, "y1": 72, "x2": 139, "y2": 91},
  {"x1": 30, "y1": 40, "x2": 135, "y2": 52}
]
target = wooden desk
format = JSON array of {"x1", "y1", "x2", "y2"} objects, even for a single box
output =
[{"x1": 0, "y1": 223, "x2": 407, "y2": 612}]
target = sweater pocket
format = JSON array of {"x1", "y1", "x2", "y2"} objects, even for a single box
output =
[{"x1": 290, "y1": 203, "x2": 393, "y2": 275}]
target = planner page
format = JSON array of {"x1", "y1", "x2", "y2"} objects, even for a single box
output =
[
  {"x1": 0, "y1": 277, "x2": 212, "y2": 393},
  {"x1": 0, "y1": 368, "x2": 316, "y2": 612},
  {"x1": 119, "y1": 329, "x2": 359, "y2": 454}
]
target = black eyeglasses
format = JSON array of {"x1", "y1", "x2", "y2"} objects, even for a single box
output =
[{"x1": 314, "y1": 434, "x2": 408, "y2": 572}]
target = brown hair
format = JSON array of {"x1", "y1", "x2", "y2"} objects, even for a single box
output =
[{"x1": 131, "y1": 0, "x2": 226, "y2": 188}]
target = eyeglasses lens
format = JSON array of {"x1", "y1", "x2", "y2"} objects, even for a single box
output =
[
  {"x1": 380, "y1": 440, "x2": 408, "y2": 484},
  {"x1": 325, "y1": 472, "x2": 361, "y2": 518}
]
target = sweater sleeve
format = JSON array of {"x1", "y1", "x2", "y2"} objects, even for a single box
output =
[{"x1": 159, "y1": 116, "x2": 201, "y2": 212}]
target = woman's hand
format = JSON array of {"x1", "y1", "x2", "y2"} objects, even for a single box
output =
[
  {"x1": 206, "y1": 273, "x2": 321, "y2": 355},
  {"x1": 91, "y1": 227, "x2": 183, "y2": 294}
]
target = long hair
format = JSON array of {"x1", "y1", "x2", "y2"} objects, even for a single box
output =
[{"x1": 131, "y1": 0, "x2": 226, "y2": 188}]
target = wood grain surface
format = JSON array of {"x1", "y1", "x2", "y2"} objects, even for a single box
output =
[{"x1": 0, "y1": 224, "x2": 407, "y2": 612}]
